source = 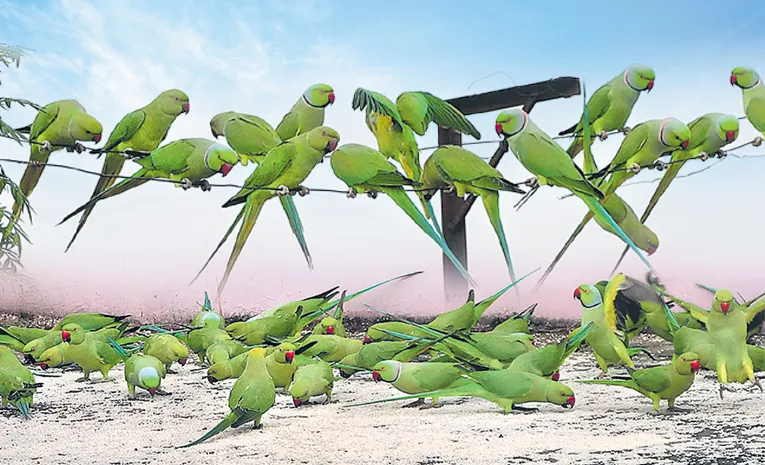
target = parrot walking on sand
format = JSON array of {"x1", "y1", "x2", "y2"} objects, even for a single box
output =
[
  {"x1": 265, "y1": 341, "x2": 319, "y2": 389},
  {"x1": 177, "y1": 348, "x2": 276, "y2": 448},
  {"x1": 731, "y1": 66, "x2": 765, "y2": 136},
  {"x1": 205, "y1": 339, "x2": 249, "y2": 366},
  {"x1": 57, "y1": 139, "x2": 240, "y2": 227},
  {"x1": 190, "y1": 291, "x2": 225, "y2": 329},
  {"x1": 108, "y1": 338, "x2": 168, "y2": 399},
  {"x1": 350, "y1": 369, "x2": 576, "y2": 414},
  {"x1": 61, "y1": 324, "x2": 122, "y2": 382},
  {"x1": 330, "y1": 143, "x2": 476, "y2": 286},
  {"x1": 559, "y1": 65, "x2": 655, "y2": 162},
  {"x1": 0, "y1": 346, "x2": 42, "y2": 419},
  {"x1": 351, "y1": 87, "x2": 481, "y2": 219},
  {"x1": 495, "y1": 108, "x2": 657, "y2": 285},
  {"x1": 193, "y1": 126, "x2": 340, "y2": 297},
  {"x1": 507, "y1": 322, "x2": 593, "y2": 381},
  {"x1": 207, "y1": 351, "x2": 248, "y2": 384},
  {"x1": 371, "y1": 360, "x2": 470, "y2": 409},
  {"x1": 611, "y1": 113, "x2": 740, "y2": 272},
  {"x1": 6, "y1": 100, "x2": 102, "y2": 237},
  {"x1": 63, "y1": 89, "x2": 190, "y2": 252},
  {"x1": 576, "y1": 352, "x2": 700, "y2": 413},
  {"x1": 289, "y1": 359, "x2": 335, "y2": 407},
  {"x1": 420, "y1": 145, "x2": 526, "y2": 288}
]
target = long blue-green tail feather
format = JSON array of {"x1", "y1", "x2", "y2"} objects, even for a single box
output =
[
  {"x1": 176, "y1": 411, "x2": 237, "y2": 448},
  {"x1": 424, "y1": 200, "x2": 445, "y2": 241},
  {"x1": 346, "y1": 382, "x2": 483, "y2": 407},
  {"x1": 189, "y1": 207, "x2": 245, "y2": 285},
  {"x1": 319, "y1": 270, "x2": 425, "y2": 313},
  {"x1": 107, "y1": 336, "x2": 131, "y2": 361},
  {"x1": 279, "y1": 195, "x2": 313, "y2": 270},
  {"x1": 480, "y1": 192, "x2": 518, "y2": 297}
]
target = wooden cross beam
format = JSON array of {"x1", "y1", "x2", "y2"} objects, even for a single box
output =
[{"x1": 437, "y1": 76, "x2": 581, "y2": 303}]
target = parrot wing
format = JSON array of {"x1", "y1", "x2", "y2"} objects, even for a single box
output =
[
  {"x1": 685, "y1": 115, "x2": 713, "y2": 153},
  {"x1": 29, "y1": 102, "x2": 60, "y2": 140},
  {"x1": 528, "y1": 132, "x2": 604, "y2": 198},
  {"x1": 275, "y1": 111, "x2": 300, "y2": 139},
  {"x1": 352, "y1": 88, "x2": 405, "y2": 128},
  {"x1": 415, "y1": 92, "x2": 481, "y2": 139},
  {"x1": 629, "y1": 365, "x2": 672, "y2": 393},
  {"x1": 560, "y1": 83, "x2": 612, "y2": 136},
  {"x1": 593, "y1": 123, "x2": 649, "y2": 179},
  {"x1": 603, "y1": 274, "x2": 626, "y2": 332},
  {"x1": 145, "y1": 139, "x2": 197, "y2": 173},
  {"x1": 101, "y1": 109, "x2": 146, "y2": 152},
  {"x1": 223, "y1": 143, "x2": 296, "y2": 207},
  {"x1": 745, "y1": 97, "x2": 765, "y2": 131}
]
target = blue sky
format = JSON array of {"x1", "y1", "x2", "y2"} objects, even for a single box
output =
[{"x1": 1, "y1": 0, "x2": 764, "y2": 317}]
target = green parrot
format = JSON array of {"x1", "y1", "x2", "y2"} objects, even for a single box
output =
[
  {"x1": 371, "y1": 360, "x2": 470, "y2": 408},
  {"x1": 108, "y1": 338, "x2": 168, "y2": 399},
  {"x1": 495, "y1": 108, "x2": 657, "y2": 283},
  {"x1": 57, "y1": 139, "x2": 240, "y2": 227},
  {"x1": 141, "y1": 333, "x2": 189, "y2": 372},
  {"x1": 22, "y1": 330, "x2": 67, "y2": 362},
  {"x1": 350, "y1": 369, "x2": 576, "y2": 414},
  {"x1": 190, "y1": 291, "x2": 225, "y2": 329},
  {"x1": 52, "y1": 313, "x2": 131, "y2": 331},
  {"x1": 207, "y1": 351, "x2": 248, "y2": 384},
  {"x1": 64, "y1": 89, "x2": 190, "y2": 252},
  {"x1": 337, "y1": 341, "x2": 424, "y2": 378},
  {"x1": 61, "y1": 324, "x2": 122, "y2": 382},
  {"x1": 210, "y1": 110, "x2": 313, "y2": 269},
  {"x1": 731, "y1": 66, "x2": 765, "y2": 136},
  {"x1": 694, "y1": 282, "x2": 765, "y2": 340},
  {"x1": 289, "y1": 359, "x2": 335, "y2": 407},
  {"x1": 264, "y1": 342, "x2": 318, "y2": 389},
  {"x1": 0, "y1": 346, "x2": 41, "y2": 419},
  {"x1": 311, "y1": 298, "x2": 347, "y2": 337},
  {"x1": 330, "y1": 143, "x2": 476, "y2": 286},
  {"x1": 507, "y1": 322, "x2": 593, "y2": 380},
  {"x1": 193, "y1": 126, "x2": 340, "y2": 296},
  {"x1": 351, "y1": 87, "x2": 481, "y2": 218},
  {"x1": 611, "y1": 113, "x2": 739, "y2": 272},
  {"x1": 573, "y1": 284, "x2": 646, "y2": 377},
  {"x1": 420, "y1": 145, "x2": 526, "y2": 286},
  {"x1": 490, "y1": 303, "x2": 536, "y2": 334},
  {"x1": 205, "y1": 339, "x2": 249, "y2": 366},
  {"x1": 560, "y1": 65, "x2": 655, "y2": 162},
  {"x1": 186, "y1": 327, "x2": 231, "y2": 362},
  {"x1": 673, "y1": 327, "x2": 765, "y2": 374},
  {"x1": 177, "y1": 348, "x2": 276, "y2": 448},
  {"x1": 0, "y1": 326, "x2": 49, "y2": 352},
  {"x1": 232, "y1": 306, "x2": 305, "y2": 346},
  {"x1": 649, "y1": 276, "x2": 765, "y2": 396},
  {"x1": 37, "y1": 342, "x2": 73, "y2": 369},
  {"x1": 235, "y1": 286, "x2": 340, "y2": 332},
  {"x1": 297, "y1": 335, "x2": 362, "y2": 363},
  {"x1": 576, "y1": 352, "x2": 700, "y2": 412},
  {"x1": 6, "y1": 99, "x2": 103, "y2": 235},
  {"x1": 275, "y1": 83, "x2": 335, "y2": 140}
]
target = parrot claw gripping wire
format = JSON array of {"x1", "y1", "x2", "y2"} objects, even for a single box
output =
[
  {"x1": 297, "y1": 186, "x2": 310, "y2": 197},
  {"x1": 715, "y1": 150, "x2": 727, "y2": 159},
  {"x1": 199, "y1": 180, "x2": 211, "y2": 192},
  {"x1": 524, "y1": 177, "x2": 539, "y2": 189},
  {"x1": 598, "y1": 130, "x2": 609, "y2": 141},
  {"x1": 66, "y1": 143, "x2": 85, "y2": 154},
  {"x1": 753, "y1": 136, "x2": 763, "y2": 147},
  {"x1": 276, "y1": 185, "x2": 290, "y2": 196},
  {"x1": 629, "y1": 163, "x2": 642, "y2": 175},
  {"x1": 366, "y1": 190, "x2": 378, "y2": 199},
  {"x1": 40, "y1": 141, "x2": 53, "y2": 152},
  {"x1": 698, "y1": 152, "x2": 709, "y2": 161},
  {"x1": 179, "y1": 178, "x2": 193, "y2": 190},
  {"x1": 621, "y1": 126, "x2": 631, "y2": 134},
  {"x1": 653, "y1": 160, "x2": 667, "y2": 171},
  {"x1": 346, "y1": 187, "x2": 358, "y2": 199}
]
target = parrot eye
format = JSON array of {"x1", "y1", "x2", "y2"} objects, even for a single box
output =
[
  {"x1": 322, "y1": 131, "x2": 327, "y2": 137},
  {"x1": 380, "y1": 366, "x2": 385, "y2": 371},
  {"x1": 318, "y1": 89, "x2": 325, "y2": 94}
]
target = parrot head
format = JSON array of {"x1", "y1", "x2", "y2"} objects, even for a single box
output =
[
  {"x1": 715, "y1": 114, "x2": 740, "y2": 144},
  {"x1": 636, "y1": 226, "x2": 659, "y2": 256},
  {"x1": 61, "y1": 323, "x2": 85, "y2": 344},
  {"x1": 69, "y1": 113, "x2": 103, "y2": 144},
  {"x1": 306, "y1": 126, "x2": 341, "y2": 154},
  {"x1": 226, "y1": 321, "x2": 249, "y2": 339},
  {"x1": 209, "y1": 111, "x2": 237, "y2": 138},
  {"x1": 658, "y1": 117, "x2": 690, "y2": 150},
  {"x1": 371, "y1": 360, "x2": 402, "y2": 383},
  {"x1": 173, "y1": 343, "x2": 190, "y2": 365},
  {"x1": 495, "y1": 109, "x2": 528, "y2": 138},
  {"x1": 304, "y1": 83, "x2": 335, "y2": 108},
  {"x1": 675, "y1": 352, "x2": 701, "y2": 375},
  {"x1": 38, "y1": 346, "x2": 63, "y2": 370},
  {"x1": 289, "y1": 379, "x2": 311, "y2": 407},
  {"x1": 137, "y1": 367, "x2": 161, "y2": 395},
  {"x1": 573, "y1": 285, "x2": 603, "y2": 309},
  {"x1": 730, "y1": 67, "x2": 760, "y2": 89},
  {"x1": 200, "y1": 311, "x2": 223, "y2": 328},
  {"x1": 546, "y1": 383, "x2": 576, "y2": 409},
  {"x1": 206, "y1": 361, "x2": 232, "y2": 383},
  {"x1": 272, "y1": 343, "x2": 297, "y2": 364},
  {"x1": 157, "y1": 89, "x2": 190, "y2": 116},
  {"x1": 206, "y1": 143, "x2": 239, "y2": 177},
  {"x1": 624, "y1": 64, "x2": 656, "y2": 93},
  {"x1": 712, "y1": 290, "x2": 735, "y2": 315},
  {"x1": 319, "y1": 316, "x2": 339, "y2": 335}
]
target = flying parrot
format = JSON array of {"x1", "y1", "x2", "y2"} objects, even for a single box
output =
[
  {"x1": 576, "y1": 352, "x2": 700, "y2": 413},
  {"x1": 192, "y1": 126, "x2": 340, "y2": 297},
  {"x1": 275, "y1": 83, "x2": 335, "y2": 140},
  {"x1": 330, "y1": 143, "x2": 476, "y2": 285},
  {"x1": 420, "y1": 145, "x2": 526, "y2": 287},
  {"x1": 611, "y1": 113, "x2": 740, "y2": 272},
  {"x1": 731, "y1": 66, "x2": 765, "y2": 136},
  {"x1": 210, "y1": 110, "x2": 313, "y2": 268},
  {"x1": 177, "y1": 348, "x2": 276, "y2": 448},
  {"x1": 694, "y1": 282, "x2": 765, "y2": 340},
  {"x1": 370, "y1": 360, "x2": 470, "y2": 409},
  {"x1": 63, "y1": 89, "x2": 189, "y2": 252},
  {"x1": 288, "y1": 359, "x2": 335, "y2": 407},
  {"x1": 351, "y1": 87, "x2": 481, "y2": 218},
  {"x1": 57, "y1": 139, "x2": 240, "y2": 227},
  {"x1": 559, "y1": 64, "x2": 655, "y2": 162},
  {"x1": 6, "y1": 100, "x2": 102, "y2": 237},
  {"x1": 0, "y1": 346, "x2": 42, "y2": 419},
  {"x1": 495, "y1": 108, "x2": 657, "y2": 283}
]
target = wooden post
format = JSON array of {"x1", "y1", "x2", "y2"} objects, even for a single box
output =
[{"x1": 438, "y1": 127, "x2": 467, "y2": 303}]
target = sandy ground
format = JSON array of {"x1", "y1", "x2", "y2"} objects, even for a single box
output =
[{"x1": 2, "y1": 333, "x2": 765, "y2": 465}]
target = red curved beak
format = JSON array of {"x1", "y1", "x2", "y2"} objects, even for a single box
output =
[
  {"x1": 563, "y1": 396, "x2": 576, "y2": 409},
  {"x1": 182, "y1": 102, "x2": 190, "y2": 114},
  {"x1": 726, "y1": 131, "x2": 736, "y2": 142},
  {"x1": 93, "y1": 133, "x2": 102, "y2": 143},
  {"x1": 647, "y1": 246, "x2": 657, "y2": 256},
  {"x1": 292, "y1": 397, "x2": 303, "y2": 407},
  {"x1": 61, "y1": 330, "x2": 71, "y2": 343},
  {"x1": 39, "y1": 362, "x2": 48, "y2": 370},
  {"x1": 328, "y1": 92, "x2": 335, "y2": 105},
  {"x1": 720, "y1": 301, "x2": 730, "y2": 314},
  {"x1": 178, "y1": 358, "x2": 188, "y2": 366},
  {"x1": 690, "y1": 360, "x2": 700, "y2": 373},
  {"x1": 220, "y1": 163, "x2": 234, "y2": 177},
  {"x1": 372, "y1": 371, "x2": 381, "y2": 382},
  {"x1": 573, "y1": 287, "x2": 582, "y2": 300},
  {"x1": 495, "y1": 122, "x2": 503, "y2": 136},
  {"x1": 326, "y1": 138, "x2": 339, "y2": 153},
  {"x1": 680, "y1": 140, "x2": 689, "y2": 150},
  {"x1": 647, "y1": 80, "x2": 654, "y2": 92},
  {"x1": 285, "y1": 351, "x2": 295, "y2": 364},
  {"x1": 551, "y1": 372, "x2": 560, "y2": 381},
  {"x1": 730, "y1": 74, "x2": 737, "y2": 86},
  {"x1": 326, "y1": 326, "x2": 335, "y2": 335},
  {"x1": 363, "y1": 336, "x2": 372, "y2": 344},
  {"x1": 148, "y1": 387, "x2": 157, "y2": 397}
]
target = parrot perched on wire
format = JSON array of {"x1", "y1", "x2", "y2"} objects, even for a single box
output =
[
  {"x1": 330, "y1": 143, "x2": 476, "y2": 285},
  {"x1": 559, "y1": 65, "x2": 655, "y2": 162},
  {"x1": 275, "y1": 83, "x2": 335, "y2": 140},
  {"x1": 495, "y1": 108, "x2": 657, "y2": 286},
  {"x1": 193, "y1": 126, "x2": 340, "y2": 297},
  {"x1": 731, "y1": 66, "x2": 765, "y2": 136},
  {"x1": 57, "y1": 139, "x2": 240, "y2": 227},
  {"x1": 6, "y1": 100, "x2": 102, "y2": 237},
  {"x1": 351, "y1": 87, "x2": 481, "y2": 218},
  {"x1": 419, "y1": 145, "x2": 526, "y2": 287},
  {"x1": 610, "y1": 113, "x2": 739, "y2": 273},
  {"x1": 63, "y1": 89, "x2": 189, "y2": 252}
]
